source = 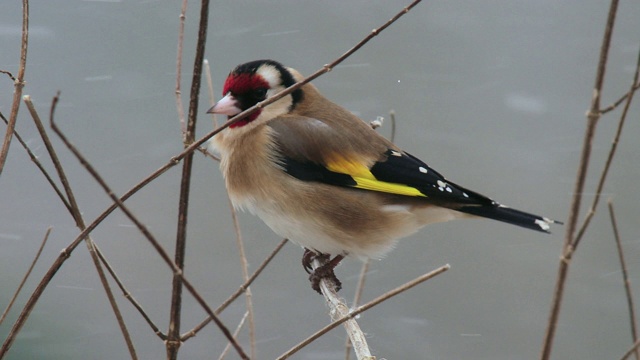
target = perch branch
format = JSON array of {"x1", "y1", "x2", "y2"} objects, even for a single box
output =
[
  {"x1": 312, "y1": 258, "x2": 373, "y2": 360},
  {"x1": 277, "y1": 264, "x2": 450, "y2": 360}
]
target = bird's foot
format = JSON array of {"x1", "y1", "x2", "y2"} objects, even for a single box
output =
[
  {"x1": 302, "y1": 248, "x2": 328, "y2": 274},
  {"x1": 301, "y1": 249, "x2": 345, "y2": 294}
]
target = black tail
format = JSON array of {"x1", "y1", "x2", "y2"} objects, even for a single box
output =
[{"x1": 458, "y1": 204, "x2": 562, "y2": 233}]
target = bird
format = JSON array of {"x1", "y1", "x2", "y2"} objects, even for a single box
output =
[{"x1": 207, "y1": 59, "x2": 560, "y2": 293}]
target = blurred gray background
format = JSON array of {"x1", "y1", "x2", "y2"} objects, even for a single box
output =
[{"x1": 1, "y1": 1, "x2": 639, "y2": 359}]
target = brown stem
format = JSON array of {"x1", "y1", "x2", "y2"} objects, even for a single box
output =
[
  {"x1": 175, "y1": 0, "x2": 188, "y2": 138},
  {"x1": 0, "y1": 0, "x2": 28, "y2": 177},
  {"x1": 608, "y1": 201, "x2": 639, "y2": 360},
  {"x1": 572, "y1": 30, "x2": 640, "y2": 250},
  {"x1": 539, "y1": 1, "x2": 619, "y2": 359},
  {"x1": 166, "y1": 0, "x2": 211, "y2": 358},
  {"x1": 0, "y1": 227, "x2": 51, "y2": 326}
]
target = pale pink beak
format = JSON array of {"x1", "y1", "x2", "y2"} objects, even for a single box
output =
[{"x1": 207, "y1": 93, "x2": 242, "y2": 115}]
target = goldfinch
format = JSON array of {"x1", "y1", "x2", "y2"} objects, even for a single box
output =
[{"x1": 208, "y1": 59, "x2": 560, "y2": 292}]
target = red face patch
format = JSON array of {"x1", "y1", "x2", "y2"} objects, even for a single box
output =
[
  {"x1": 223, "y1": 73, "x2": 270, "y2": 96},
  {"x1": 223, "y1": 72, "x2": 269, "y2": 128}
]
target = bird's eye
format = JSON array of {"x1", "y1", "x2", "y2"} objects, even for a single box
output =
[{"x1": 253, "y1": 88, "x2": 268, "y2": 100}]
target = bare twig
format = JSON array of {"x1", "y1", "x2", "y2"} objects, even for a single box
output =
[
  {"x1": 218, "y1": 311, "x2": 249, "y2": 360},
  {"x1": 540, "y1": 1, "x2": 620, "y2": 359},
  {"x1": 167, "y1": 0, "x2": 211, "y2": 357},
  {"x1": 389, "y1": 109, "x2": 397, "y2": 143},
  {"x1": 181, "y1": 238, "x2": 288, "y2": 341},
  {"x1": 621, "y1": 340, "x2": 640, "y2": 360},
  {"x1": 0, "y1": 0, "x2": 29, "y2": 177},
  {"x1": 0, "y1": 227, "x2": 51, "y2": 326},
  {"x1": 94, "y1": 242, "x2": 167, "y2": 340},
  {"x1": 228, "y1": 191, "x2": 256, "y2": 358},
  {"x1": 572, "y1": 37, "x2": 640, "y2": 250},
  {"x1": 345, "y1": 260, "x2": 370, "y2": 360},
  {"x1": 277, "y1": 264, "x2": 449, "y2": 360},
  {"x1": 0, "y1": 108, "x2": 71, "y2": 212},
  {"x1": 600, "y1": 81, "x2": 640, "y2": 114},
  {"x1": 608, "y1": 201, "x2": 639, "y2": 360},
  {"x1": 0, "y1": 70, "x2": 16, "y2": 82},
  {"x1": 204, "y1": 59, "x2": 218, "y2": 128},
  {"x1": 312, "y1": 258, "x2": 373, "y2": 360},
  {"x1": 175, "y1": 0, "x2": 188, "y2": 138}
]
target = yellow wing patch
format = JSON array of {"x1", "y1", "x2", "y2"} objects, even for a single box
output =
[{"x1": 325, "y1": 154, "x2": 426, "y2": 197}]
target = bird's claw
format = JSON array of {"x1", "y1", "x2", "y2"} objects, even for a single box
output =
[{"x1": 301, "y1": 249, "x2": 345, "y2": 294}]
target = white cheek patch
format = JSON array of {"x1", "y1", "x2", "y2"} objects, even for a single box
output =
[{"x1": 257, "y1": 65, "x2": 281, "y2": 89}]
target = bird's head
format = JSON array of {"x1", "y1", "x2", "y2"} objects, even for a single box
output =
[{"x1": 207, "y1": 59, "x2": 303, "y2": 128}]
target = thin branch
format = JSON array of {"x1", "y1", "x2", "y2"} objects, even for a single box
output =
[
  {"x1": 204, "y1": 59, "x2": 218, "y2": 128},
  {"x1": 600, "y1": 81, "x2": 640, "y2": 114},
  {"x1": 621, "y1": 339, "x2": 640, "y2": 360},
  {"x1": 180, "y1": 238, "x2": 288, "y2": 341},
  {"x1": 312, "y1": 258, "x2": 373, "y2": 360},
  {"x1": 345, "y1": 260, "x2": 370, "y2": 360},
  {"x1": 389, "y1": 109, "x2": 397, "y2": 143},
  {"x1": 277, "y1": 264, "x2": 450, "y2": 360},
  {"x1": 608, "y1": 201, "x2": 639, "y2": 360},
  {"x1": 228, "y1": 191, "x2": 256, "y2": 358},
  {"x1": 0, "y1": 227, "x2": 51, "y2": 326},
  {"x1": 0, "y1": 0, "x2": 29, "y2": 177},
  {"x1": 0, "y1": 70, "x2": 16, "y2": 82},
  {"x1": 572, "y1": 37, "x2": 640, "y2": 250},
  {"x1": 167, "y1": 0, "x2": 211, "y2": 357},
  {"x1": 94, "y1": 242, "x2": 167, "y2": 340},
  {"x1": 0, "y1": 107, "x2": 71, "y2": 212},
  {"x1": 540, "y1": 1, "x2": 619, "y2": 359},
  {"x1": 218, "y1": 311, "x2": 249, "y2": 360},
  {"x1": 175, "y1": 0, "x2": 188, "y2": 138}
]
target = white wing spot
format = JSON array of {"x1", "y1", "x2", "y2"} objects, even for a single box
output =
[
  {"x1": 446, "y1": 187, "x2": 453, "y2": 193},
  {"x1": 437, "y1": 180, "x2": 447, "y2": 188},
  {"x1": 463, "y1": 192, "x2": 469, "y2": 198},
  {"x1": 419, "y1": 166, "x2": 428, "y2": 174},
  {"x1": 391, "y1": 150, "x2": 402, "y2": 157},
  {"x1": 535, "y1": 219, "x2": 551, "y2": 231}
]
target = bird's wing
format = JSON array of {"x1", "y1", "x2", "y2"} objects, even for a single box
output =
[
  {"x1": 267, "y1": 115, "x2": 488, "y2": 206},
  {"x1": 267, "y1": 115, "x2": 559, "y2": 233}
]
